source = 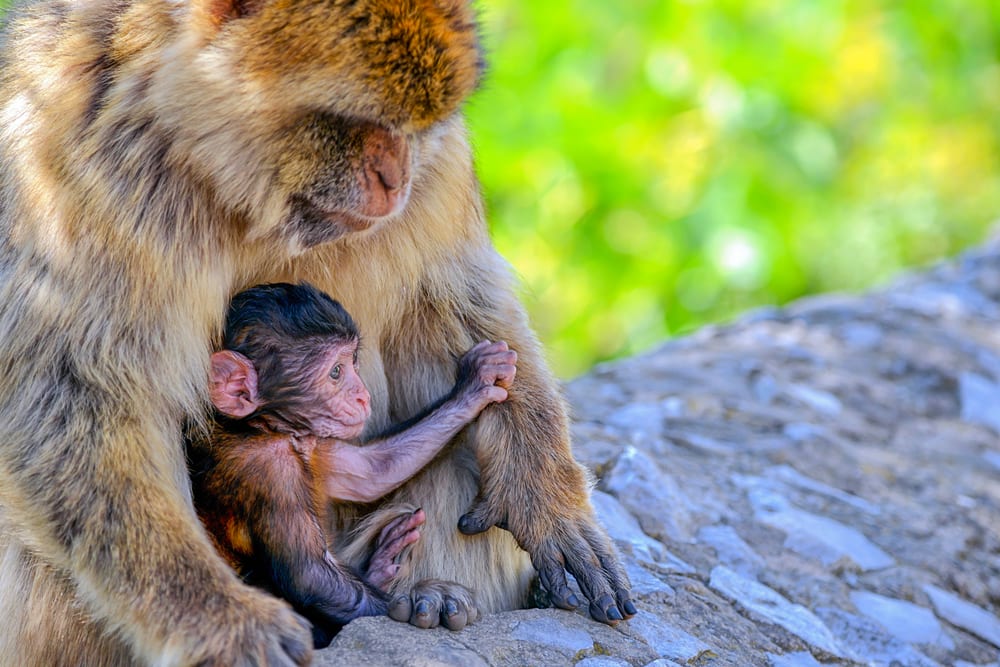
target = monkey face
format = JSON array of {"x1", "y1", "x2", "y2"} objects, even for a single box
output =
[
  {"x1": 179, "y1": 0, "x2": 483, "y2": 251},
  {"x1": 296, "y1": 339, "x2": 371, "y2": 440}
]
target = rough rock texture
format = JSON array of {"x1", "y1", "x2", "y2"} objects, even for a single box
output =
[{"x1": 318, "y1": 242, "x2": 1000, "y2": 666}]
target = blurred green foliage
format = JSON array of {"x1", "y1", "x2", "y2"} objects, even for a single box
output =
[{"x1": 467, "y1": 0, "x2": 1000, "y2": 377}]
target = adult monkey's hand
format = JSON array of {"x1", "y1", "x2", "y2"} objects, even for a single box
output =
[{"x1": 454, "y1": 317, "x2": 635, "y2": 625}]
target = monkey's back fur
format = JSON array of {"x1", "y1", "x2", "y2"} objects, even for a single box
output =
[{"x1": 0, "y1": 0, "x2": 629, "y2": 663}]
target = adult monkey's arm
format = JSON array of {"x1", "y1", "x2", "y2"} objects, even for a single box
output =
[{"x1": 445, "y1": 246, "x2": 636, "y2": 624}]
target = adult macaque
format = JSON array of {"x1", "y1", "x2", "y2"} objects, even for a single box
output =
[
  {"x1": 0, "y1": 0, "x2": 633, "y2": 663},
  {"x1": 191, "y1": 282, "x2": 510, "y2": 644}
]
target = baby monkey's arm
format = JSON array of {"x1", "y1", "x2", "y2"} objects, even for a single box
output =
[{"x1": 318, "y1": 340, "x2": 516, "y2": 503}]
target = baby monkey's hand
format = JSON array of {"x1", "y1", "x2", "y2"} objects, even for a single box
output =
[{"x1": 454, "y1": 340, "x2": 517, "y2": 415}]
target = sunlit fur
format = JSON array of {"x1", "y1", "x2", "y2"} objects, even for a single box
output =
[{"x1": 0, "y1": 0, "x2": 622, "y2": 663}]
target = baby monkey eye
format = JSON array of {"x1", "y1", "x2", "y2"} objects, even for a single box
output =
[{"x1": 330, "y1": 364, "x2": 342, "y2": 381}]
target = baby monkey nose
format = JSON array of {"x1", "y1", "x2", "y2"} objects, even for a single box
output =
[{"x1": 356, "y1": 388, "x2": 371, "y2": 411}]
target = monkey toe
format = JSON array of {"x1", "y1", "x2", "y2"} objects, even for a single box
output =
[
  {"x1": 367, "y1": 511, "x2": 425, "y2": 589},
  {"x1": 252, "y1": 602, "x2": 313, "y2": 666},
  {"x1": 392, "y1": 581, "x2": 477, "y2": 631},
  {"x1": 536, "y1": 559, "x2": 579, "y2": 610},
  {"x1": 411, "y1": 598, "x2": 441, "y2": 629},
  {"x1": 281, "y1": 627, "x2": 311, "y2": 663},
  {"x1": 442, "y1": 611, "x2": 467, "y2": 631},
  {"x1": 457, "y1": 499, "x2": 496, "y2": 535},
  {"x1": 618, "y1": 591, "x2": 637, "y2": 618},
  {"x1": 275, "y1": 631, "x2": 312, "y2": 667},
  {"x1": 457, "y1": 512, "x2": 486, "y2": 535},
  {"x1": 441, "y1": 599, "x2": 468, "y2": 631},
  {"x1": 550, "y1": 588, "x2": 580, "y2": 610},
  {"x1": 379, "y1": 509, "x2": 424, "y2": 544},
  {"x1": 388, "y1": 595, "x2": 412, "y2": 623},
  {"x1": 587, "y1": 594, "x2": 625, "y2": 625}
]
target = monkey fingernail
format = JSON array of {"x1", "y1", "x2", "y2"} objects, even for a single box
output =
[{"x1": 414, "y1": 600, "x2": 432, "y2": 618}]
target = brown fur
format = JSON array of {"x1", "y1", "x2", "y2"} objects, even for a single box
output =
[
  {"x1": 0, "y1": 0, "x2": 630, "y2": 664},
  {"x1": 190, "y1": 422, "x2": 424, "y2": 641}
]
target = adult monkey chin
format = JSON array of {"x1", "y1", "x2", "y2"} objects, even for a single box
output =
[{"x1": 0, "y1": 0, "x2": 633, "y2": 665}]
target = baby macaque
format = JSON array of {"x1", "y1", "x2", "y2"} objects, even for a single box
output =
[{"x1": 189, "y1": 282, "x2": 516, "y2": 646}]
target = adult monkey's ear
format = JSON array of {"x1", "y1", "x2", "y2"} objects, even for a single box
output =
[{"x1": 209, "y1": 350, "x2": 262, "y2": 419}]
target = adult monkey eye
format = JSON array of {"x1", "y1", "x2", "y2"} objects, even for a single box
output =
[{"x1": 330, "y1": 364, "x2": 342, "y2": 381}]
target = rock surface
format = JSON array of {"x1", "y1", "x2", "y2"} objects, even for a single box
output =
[{"x1": 319, "y1": 242, "x2": 1000, "y2": 666}]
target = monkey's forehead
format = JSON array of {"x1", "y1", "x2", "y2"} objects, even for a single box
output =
[{"x1": 236, "y1": 0, "x2": 483, "y2": 131}]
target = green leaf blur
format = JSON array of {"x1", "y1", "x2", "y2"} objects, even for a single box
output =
[{"x1": 467, "y1": 0, "x2": 1000, "y2": 377}]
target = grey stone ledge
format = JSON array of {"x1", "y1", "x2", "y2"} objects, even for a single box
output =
[{"x1": 320, "y1": 243, "x2": 1000, "y2": 665}]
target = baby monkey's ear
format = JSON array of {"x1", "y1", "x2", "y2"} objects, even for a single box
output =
[{"x1": 209, "y1": 350, "x2": 261, "y2": 419}]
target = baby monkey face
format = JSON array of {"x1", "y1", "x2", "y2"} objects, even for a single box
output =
[{"x1": 300, "y1": 338, "x2": 371, "y2": 440}]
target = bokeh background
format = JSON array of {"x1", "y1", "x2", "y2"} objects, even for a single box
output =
[
  {"x1": 1, "y1": 1, "x2": 997, "y2": 377},
  {"x1": 467, "y1": 0, "x2": 1000, "y2": 377}
]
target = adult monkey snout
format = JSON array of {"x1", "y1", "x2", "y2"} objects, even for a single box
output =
[{"x1": 360, "y1": 124, "x2": 410, "y2": 218}]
